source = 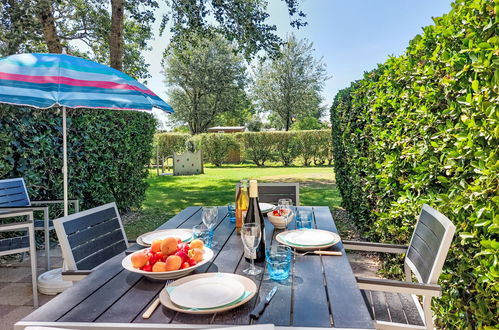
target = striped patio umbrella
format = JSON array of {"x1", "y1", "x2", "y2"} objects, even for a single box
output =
[{"x1": 0, "y1": 53, "x2": 174, "y2": 215}]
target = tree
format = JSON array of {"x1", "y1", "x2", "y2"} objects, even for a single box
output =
[
  {"x1": 253, "y1": 34, "x2": 328, "y2": 130},
  {"x1": 160, "y1": 0, "x2": 307, "y2": 59},
  {"x1": 0, "y1": 0, "x2": 157, "y2": 79},
  {"x1": 163, "y1": 34, "x2": 247, "y2": 134}
]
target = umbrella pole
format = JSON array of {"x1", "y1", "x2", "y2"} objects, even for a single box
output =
[{"x1": 62, "y1": 106, "x2": 68, "y2": 216}]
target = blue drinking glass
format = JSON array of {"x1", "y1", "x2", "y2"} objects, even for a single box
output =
[
  {"x1": 266, "y1": 245, "x2": 292, "y2": 281},
  {"x1": 227, "y1": 202, "x2": 236, "y2": 223},
  {"x1": 192, "y1": 224, "x2": 212, "y2": 248},
  {"x1": 296, "y1": 210, "x2": 313, "y2": 229}
]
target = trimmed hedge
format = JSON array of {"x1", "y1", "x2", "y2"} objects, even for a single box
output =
[
  {"x1": 0, "y1": 105, "x2": 157, "y2": 213},
  {"x1": 330, "y1": 0, "x2": 498, "y2": 327},
  {"x1": 155, "y1": 130, "x2": 332, "y2": 167},
  {"x1": 193, "y1": 133, "x2": 240, "y2": 167}
]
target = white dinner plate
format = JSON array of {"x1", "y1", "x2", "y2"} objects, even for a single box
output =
[
  {"x1": 169, "y1": 276, "x2": 245, "y2": 309},
  {"x1": 122, "y1": 247, "x2": 214, "y2": 280},
  {"x1": 137, "y1": 229, "x2": 193, "y2": 246},
  {"x1": 160, "y1": 273, "x2": 257, "y2": 314},
  {"x1": 259, "y1": 203, "x2": 275, "y2": 213},
  {"x1": 276, "y1": 229, "x2": 341, "y2": 251}
]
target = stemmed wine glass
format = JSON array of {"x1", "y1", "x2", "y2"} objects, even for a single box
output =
[
  {"x1": 278, "y1": 198, "x2": 293, "y2": 230},
  {"x1": 202, "y1": 206, "x2": 218, "y2": 247},
  {"x1": 241, "y1": 223, "x2": 262, "y2": 276}
]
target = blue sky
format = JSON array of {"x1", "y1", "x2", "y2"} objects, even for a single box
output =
[{"x1": 146, "y1": 0, "x2": 453, "y2": 123}]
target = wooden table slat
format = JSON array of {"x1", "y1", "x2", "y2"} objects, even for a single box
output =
[
  {"x1": 22, "y1": 253, "x2": 125, "y2": 322},
  {"x1": 314, "y1": 206, "x2": 374, "y2": 328}
]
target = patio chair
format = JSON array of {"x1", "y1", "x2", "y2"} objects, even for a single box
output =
[
  {"x1": 53, "y1": 202, "x2": 129, "y2": 281},
  {"x1": 0, "y1": 209, "x2": 38, "y2": 307},
  {"x1": 235, "y1": 182, "x2": 300, "y2": 206},
  {"x1": 0, "y1": 178, "x2": 80, "y2": 270},
  {"x1": 343, "y1": 204, "x2": 456, "y2": 330}
]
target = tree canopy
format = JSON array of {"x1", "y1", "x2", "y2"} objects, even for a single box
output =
[
  {"x1": 163, "y1": 34, "x2": 247, "y2": 134},
  {"x1": 252, "y1": 34, "x2": 328, "y2": 130}
]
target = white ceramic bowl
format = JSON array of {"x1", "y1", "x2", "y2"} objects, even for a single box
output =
[
  {"x1": 267, "y1": 212, "x2": 294, "y2": 229},
  {"x1": 122, "y1": 247, "x2": 214, "y2": 280}
]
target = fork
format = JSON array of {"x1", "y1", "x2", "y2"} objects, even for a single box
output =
[
  {"x1": 142, "y1": 279, "x2": 174, "y2": 319},
  {"x1": 292, "y1": 250, "x2": 342, "y2": 256}
]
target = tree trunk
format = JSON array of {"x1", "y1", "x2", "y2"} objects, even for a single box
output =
[
  {"x1": 110, "y1": 0, "x2": 124, "y2": 71},
  {"x1": 37, "y1": 0, "x2": 62, "y2": 53}
]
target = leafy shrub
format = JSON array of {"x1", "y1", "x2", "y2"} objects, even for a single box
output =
[
  {"x1": 193, "y1": 133, "x2": 239, "y2": 166},
  {"x1": 272, "y1": 131, "x2": 300, "y2": 166},
  {"x1": 0, "y1": 105, "x2": 157, "y2": 213},
  {"x1": 155, "y1": 132, "x2": 190, "y2": 159},
  {"x1": 155, "y1": 130, "x2": 333, "y2": 167},
  {"x1": 330, "y1": 0, "x2": 498, "y2": 327},
  {"x1": 239, "y1": 132, "x2": 277, "y2": 166}
]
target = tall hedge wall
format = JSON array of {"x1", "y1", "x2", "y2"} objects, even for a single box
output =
[
  {"x1": 154, "y1": 130, "x2": 332, "y2": 167},
  {"x1": 330, "y1": 0, "x2": 498, "y2": 327},
  {"x1": 0, "y1": 105, "x2": 157, "y2": 213}
]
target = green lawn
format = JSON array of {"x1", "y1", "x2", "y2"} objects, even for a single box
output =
[{"x1": 124, "y1": 166, "x2": 344, "y2": 239}]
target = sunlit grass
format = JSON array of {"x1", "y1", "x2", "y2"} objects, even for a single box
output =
[{"x1": 124, "y1": 166, "x2": 341, "y2": 239}]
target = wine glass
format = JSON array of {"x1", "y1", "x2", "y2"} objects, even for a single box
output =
[
  {"x1": 241, "y1": 223, "x2": 262, "y2": 276},
  {"x1": 278, "y1": 198, "x2": 293, "y2": 230},
  {"x1": 202, "y1": 206, "x2": 218, "y2": 247}
]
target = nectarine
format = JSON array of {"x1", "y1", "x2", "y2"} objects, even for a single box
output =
[
  {"x1": 189, "y1": 239, "x2": 204, "y2": 249},
  {"x1": 161, "y1": 237, "x2": 178, "y2": 256},
  {"x1": 150, "y1": 239, "x2": 162, "y2": 253},
  {"x1": 152, "y1": 261, "x2": 167, "y2": 272},
  {"x1": 165, "y1": 255, "x2": 182, "y2": 271},
  {"x1": 131, "y1": 252, "x2": 148, "y2": 269},
  {"x1": 188, "y1": 248, "x2": 204, "y2": 262}
]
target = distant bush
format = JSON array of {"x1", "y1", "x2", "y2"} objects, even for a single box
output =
[
  {"x1": 155, "y1": 130, "x2": 332, "y2": 167},
  {"x1": 194, "y1": 133, "x2": 239, "y2": 167},
  {"x1": 272, "y1": 131, "x2": 300, "y2": 166},
  {"x1": 330, "y1": 0, "x2": 498, "y2": 327},
  {"x1": 239, "y1": 132, "x2": 277, "y2": 166},
  {"x1": 155, "y1": 133, "x2": 190, "y2": 159}
]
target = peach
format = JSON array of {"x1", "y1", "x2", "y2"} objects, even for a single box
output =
[
  {"x1": 188, "y1": 248, "x2": 204, "y2": 262},
  {"x1": 152, "y1": 261, "x2": 167, "y2": 272},
  {"x1": 131, "y1": 252, "x2": 148, "y2": 269},
  {"x1": 150, "y1": 239, "x2": 162, "y2": 253},
  {"x1": 189, "y1": 239, "x2": 204, "y2": 249},
  {"x1": 165, "y1": 255, "x2": 182, "y2": 271},
  {"x1": 161, "y1": 237, "x2": 178, "y2": 256}
]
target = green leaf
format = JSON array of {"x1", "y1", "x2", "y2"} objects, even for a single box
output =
[{"x1": 472, "y1": 80, "x2": 479, "y2": 92}]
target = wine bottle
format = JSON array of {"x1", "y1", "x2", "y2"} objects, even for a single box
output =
[
  {"x1": 243, "y1": 180, "x2": 266, "y2": 262},
  {"x1": 235, "y1": 179, "x2": 249, "y2": 234}
]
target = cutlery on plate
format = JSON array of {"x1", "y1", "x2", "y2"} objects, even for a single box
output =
[
  {"x1": 250, "y1": 286, "x2": 277, "y2": 319},
  {"x1": 142, "y1": 280, "x2": 173, "y2": 319},
  {"x1": 293, "y1": 250, "x2": 342, "y2": 256}
]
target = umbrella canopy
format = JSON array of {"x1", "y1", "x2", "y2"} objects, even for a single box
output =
[
  {"x1": 0, "y1": 53, "x2": 173, "y2": 112},
  {"x1": 0, "y1": 53, "x2": 173, "y2": 215}
]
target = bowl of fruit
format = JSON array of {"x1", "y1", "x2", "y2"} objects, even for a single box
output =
[
  {"x1": 267, "y1": 209, "x2": 294, "y2": 229},
  {"x1": 122, "y1": 237, "x2": 213, "y2": 280}
]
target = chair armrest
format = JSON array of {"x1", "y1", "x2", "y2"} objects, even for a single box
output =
[
  {"x1": 31, "y1": 199, "x2": 79, "y2": 205},
  {"x1": 0, "y1": 221, "x2": 33, "y2": 232},
  {"x1": 61, "y1": 270, "x2": 92, "y2": 282},
  {"x1": 0, "y1": 209, "x2": 33, "y2": 219},
  {"x1": 0, "y1": 205, "x2": 49, "y2": 212},
  {"x1": 343, "y1": 240, "x2": 408, "y2": 254},
  {"x1": 356, "y1": 276, "x2": 441, "y2": 297}
]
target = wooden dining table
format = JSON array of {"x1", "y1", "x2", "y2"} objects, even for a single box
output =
[{"x1": 16, "y1": 206, "x2": 374, "y2": 330}]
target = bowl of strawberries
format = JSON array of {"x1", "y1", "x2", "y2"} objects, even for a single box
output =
[
  {"x1": 267, "y1": 209, "x2": 294, "y2": 229},
  {"x1": 122, "y1": 237, "x2": 213, "y2": 280}
]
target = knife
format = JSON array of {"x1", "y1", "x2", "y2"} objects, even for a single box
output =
[{"x1": 250, "y1": 286, "x2": 278, "y2": 319}]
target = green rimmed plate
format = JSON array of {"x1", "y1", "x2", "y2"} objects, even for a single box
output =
[
  {"x1": 160, "y1": 273, "x2": 257, "y2": 314},
  {"x1": 276, "y1": 229, "x2": 341, "y2": 251}
]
